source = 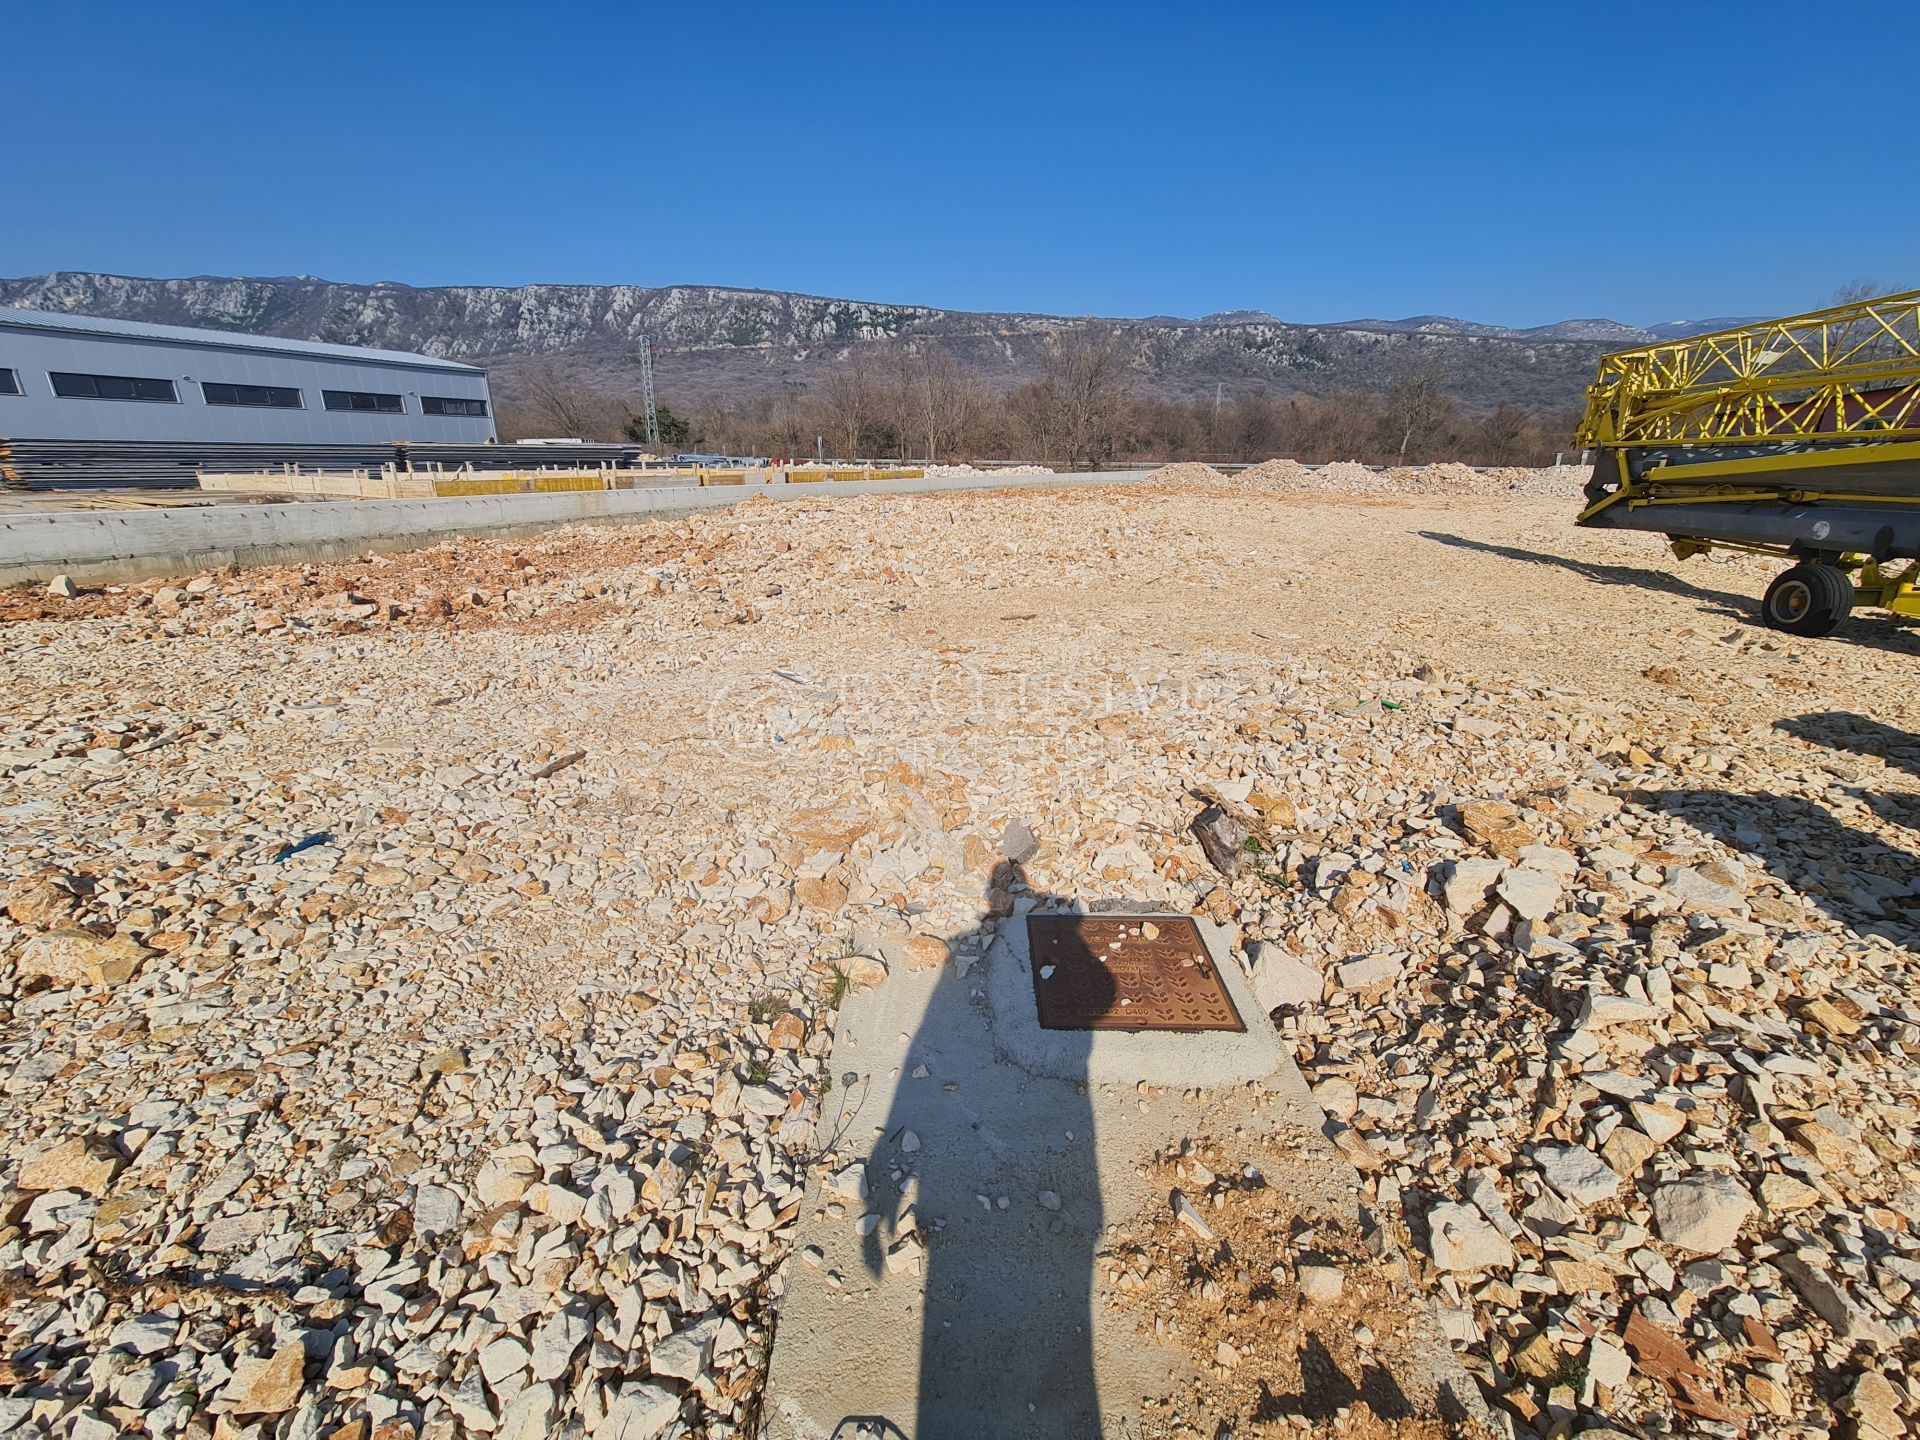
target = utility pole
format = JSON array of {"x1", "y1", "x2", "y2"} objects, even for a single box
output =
[{"x1": 637, "y1": 337, "x2": 661, "y2": 447}]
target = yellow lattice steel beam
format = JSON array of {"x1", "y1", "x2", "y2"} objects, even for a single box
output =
[{"x1": 1576, "y1": 290, "x2": 1920, "y2": 448}]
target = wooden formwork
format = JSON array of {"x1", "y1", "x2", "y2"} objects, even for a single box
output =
[
  {"x1": 196, "y1": 469, "x2": 431, "y2": 499},
  {"x1": 199, "y1": 466, "x2": 647, "y2": 499},
  {"x1": 786, "y1": 467, "x2": 925, "y2": 484},
  {"x1": 197, "y1": 464, "x2": 927, "y2": 499}
]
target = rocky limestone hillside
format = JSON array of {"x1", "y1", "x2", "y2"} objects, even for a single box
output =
[{"x1": 0, "y1": 271, "x2": 1630, "y2": 412}]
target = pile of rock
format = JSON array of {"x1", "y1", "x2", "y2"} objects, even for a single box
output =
[
  {"x1": 1140, "y1": 461, "x2": 1228, "y2": 486},
  {"x1": 1216, "y1": 459, "x2": 1589, "y2": 500},
  {"x1": 920, "y1": 462, "x2": 1054, "y2": 478}
]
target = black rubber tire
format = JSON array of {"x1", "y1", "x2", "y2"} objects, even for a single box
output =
[{"x1": 1762, "y1": 563, "x2": 1855, "y2": 637}]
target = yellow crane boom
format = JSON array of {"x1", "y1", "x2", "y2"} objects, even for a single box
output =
[
  {"x1": 1578, "y1": 290, "x2": 1920, "y2": 451},
  {"x1": 1575, "y1": 291, "x2": 1920, "y2": 635}
]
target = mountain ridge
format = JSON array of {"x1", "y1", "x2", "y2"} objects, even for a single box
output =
[{"x1": 0, "y1": 271, "x2": 1764, "y2": 415}]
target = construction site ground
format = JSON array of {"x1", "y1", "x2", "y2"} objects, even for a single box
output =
[
  {"x1": 0, "y1": 464, "x2": 1916, "y2": 1440},
  {"x1": 760, "y1": 911, "x2": 1482, "y2": 1440}
]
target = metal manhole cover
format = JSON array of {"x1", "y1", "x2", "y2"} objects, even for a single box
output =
[{"x1": 1027, "y1": 914, "x2": 1245, "y2": 1032}]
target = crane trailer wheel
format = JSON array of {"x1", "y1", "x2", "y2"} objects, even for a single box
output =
[{"x1": 1762, "y1": 563, "x2": 1855, "y2": 637}]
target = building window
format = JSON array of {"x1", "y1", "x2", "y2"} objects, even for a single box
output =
[
  {"x1": 322, "y1": 389, "x2": 404, "y2": 413},
  {"x1": 0, "y1": 369, "x2": 19, "y2": 396},
  {"x1": 202, "y1": 381, "x2": 303, "y2": 409},
  {"x1": 49, "y1": 371, "x2": 178, "y2": 402},
  {"x1": 421, "y1": 395, "x2": 488, "y2": 417}
]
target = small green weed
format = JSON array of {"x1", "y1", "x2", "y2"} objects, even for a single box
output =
[{"x1": 1534, "y1": 1351, "x2": 1587, "y2": 1392}]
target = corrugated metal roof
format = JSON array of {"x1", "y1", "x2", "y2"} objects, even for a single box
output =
[{"x1": 0, "y1": 305, "x2": 483, "y2": 372}]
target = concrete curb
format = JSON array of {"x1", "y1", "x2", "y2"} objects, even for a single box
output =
[{"x1": 0, "y1": 470, "x2": 1156, "y2": 588}]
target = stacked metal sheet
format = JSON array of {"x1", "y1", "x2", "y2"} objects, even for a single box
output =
[{"x1": 390, "y1": 442, "x2": 642, "y2": 474}]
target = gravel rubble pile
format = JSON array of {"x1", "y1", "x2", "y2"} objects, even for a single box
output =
[
  {"x1": 919, "y1": 462, "x2": 1055, "y2": 478},
  {"x1": 1214, "y1": 460, "x2": 1589, "y2": 500},
  {"x1": 1141, "y1": 462, "x2": 1227, "y2": 486},
  {"x1": 0, "y1": 476, "x2": 1914, "y2": 1439}
]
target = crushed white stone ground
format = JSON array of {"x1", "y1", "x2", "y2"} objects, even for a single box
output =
[{"x1": 1, "y1": 464, "x2": 1916, "y2": 1440}]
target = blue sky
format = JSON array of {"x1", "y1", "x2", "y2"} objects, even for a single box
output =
[{"x1": 7, "y1": 0, "x2": 1916, "y2": 327}]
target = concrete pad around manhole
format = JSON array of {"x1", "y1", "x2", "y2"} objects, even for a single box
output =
[
  {"x1": 986, "y1": 911, "x2": 1284, "y2": 1086},
  {"x1": 761, "y1": 906, "x2": 1485, "y2": 1440}
]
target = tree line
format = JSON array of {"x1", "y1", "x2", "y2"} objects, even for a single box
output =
[{"x1": 498, "y1": 332, "x2": 1582, "y2": 468}]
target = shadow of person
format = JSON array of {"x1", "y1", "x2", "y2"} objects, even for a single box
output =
[{"x1": 856, "y1": 860, "x2": 1113, "y2": 1439}]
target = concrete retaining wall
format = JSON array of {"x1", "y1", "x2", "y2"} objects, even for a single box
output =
[{"x1": 0, "y1": 471, "x2": 1155, "y2": 588}]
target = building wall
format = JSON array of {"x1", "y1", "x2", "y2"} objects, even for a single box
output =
[{"x1": 0, "y1": 323, "x2": 495, "y2": 444}]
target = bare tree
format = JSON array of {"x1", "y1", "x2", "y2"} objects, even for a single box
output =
[
  {"x1": 1381, "y1": 348, "x2": 1457, "y2": 463},
  {"x1": 1468, "y1": 402, "x2": 1532, "y2": 465},
  {"x1": 507, "y1": 343, "x2": 1586, "y2": 468},
  {"x1": 1823, "y1": 279, "x2": 1916, "y2": 373},
  {"x1": 504, "y1": 361, "x2": 630, "y2": 440},
  {"x1": 1009, "y1": 328, "x2": 1137, "y2": 466},
  {"x1": 767, "y1": 380, "x2": 809, "y2": 460},
  {"x1": 818, "y1": 355, "x2": 884, "y2": 460},
  {"x1": 892, "y1": 350, "x2": 987, "y2": 463},
  {"x1": 1295, "y1": 390, "x2": 1381, "y2": 463},
  {"x1": 1226, "y1": 388, "x2": 1281, "y2": 459},
  {"x1": 1044, "y1": 327, "x2": 1135, "y2": 467},
  {"x1": 1008, "y1": 378, "x2": 1063, "y2": 463},
  {"x1": 1830, "y1": 278, "x2": 1900, "y2": 308},
  {"x1": 1128, "y1": 395, "x2": 1227, "y2": 461}
]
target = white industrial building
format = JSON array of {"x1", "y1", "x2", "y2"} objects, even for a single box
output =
[{"x1": 0, "y1": 306, "x2": 496, "y2": 445}]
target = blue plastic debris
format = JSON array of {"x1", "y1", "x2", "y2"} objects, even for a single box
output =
[{"x1": 273, "y1": 832, "x2": 335, "y2": 863}]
